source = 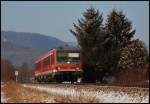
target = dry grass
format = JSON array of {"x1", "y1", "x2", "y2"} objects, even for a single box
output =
[
  {"x1": 2, "y1": 81, "x2": 99, "y2": 103},
  {"x1": 1, "y1": 81, "x2": 149, "y2": 103},
  {"x1": 22, "y1": 84, "x2": 100, "y2": 103},
  {"x1": 2, "y1": 81, "x2": 55, "y2": 103}
]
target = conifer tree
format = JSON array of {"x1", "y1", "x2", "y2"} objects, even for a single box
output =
[
  {"x1": 105, "y1": 9, "x2": 135, "y2": 48},
  {"x1": 70, "y1": 7, "x2": 105, "y2": 82},
  {"x1": 105, "y1": 9, "x2": 136, "y2": 74}
]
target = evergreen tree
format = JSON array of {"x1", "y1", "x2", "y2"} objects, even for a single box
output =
[
  {"x1": 105, "y1": 9, "x2": 135, "y2": 48},
  {"x1": 70, "y1": 7, "x2": 106, "y2": 82},
  {"x1": 70, "y1": 8, "x2": 138, "y2": 83},
  {"x1": 104, "y1": 9, "x2": 136, "y2": 75}
]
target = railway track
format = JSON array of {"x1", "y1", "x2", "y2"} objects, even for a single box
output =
[{"x1": 25, "y1": 81, "x2": 149, "y2": 88}]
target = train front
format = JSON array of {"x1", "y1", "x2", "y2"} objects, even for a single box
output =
[{"x1": 54, "y1": 49, "x2": 82, "y2": 83}]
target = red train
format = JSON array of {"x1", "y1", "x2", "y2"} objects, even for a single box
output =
[{"x1": 34, "y1": 48, "x2": 82, "y2": 83}]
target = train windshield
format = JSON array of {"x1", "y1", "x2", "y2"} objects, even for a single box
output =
[{"x1": 57, "y1": 51, "x2": 80, "y2": 65}]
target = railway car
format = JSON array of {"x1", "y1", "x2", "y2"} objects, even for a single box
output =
[{"x1": 34, "y1": 48, "x2": 82, "y2": 83}]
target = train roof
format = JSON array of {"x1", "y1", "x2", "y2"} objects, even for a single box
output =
[
  {"x1": 35, "y1": 48, "x2": 80, "y2": 63},
  {"x1": 56, "y1": 49, "x2": 80, "y2": 52}
]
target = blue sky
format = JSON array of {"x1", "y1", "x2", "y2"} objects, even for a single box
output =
[{"x1": 1, "y1": 1, "x2": 149, "y2": 45}]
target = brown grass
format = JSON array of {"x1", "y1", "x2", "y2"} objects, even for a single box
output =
[
  {"x1": 2, "y1": 81, "x2": 100, "y2": 103},
  {"x1": 2, "y1": 81, "x2": 55, "y2": 103}
]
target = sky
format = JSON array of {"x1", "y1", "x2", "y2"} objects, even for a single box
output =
[{"x1": 1, "y1": 1, "x2": 149, "y2": 45}]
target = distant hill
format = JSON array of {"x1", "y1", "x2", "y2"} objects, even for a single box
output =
[
  {"x1": 1, "y1": 31, "x2": 78, "y2": 68},
  {"x1": 1, "y1": 40, "x2": 41, "y2": 68},
  {"x1": 1, "y1": 31, "x2": 68, "y2": 53}
]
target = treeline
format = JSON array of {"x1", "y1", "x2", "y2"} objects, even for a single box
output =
[
  {"x1": 1, "y1": 59, "x2": 15, "y2": 81},
  {"x1": 70, "y1": 7, "x2": 149, "y2": 84},
  {"x1": 1, "y1": 59, "x2": 34, "y2": 83}
]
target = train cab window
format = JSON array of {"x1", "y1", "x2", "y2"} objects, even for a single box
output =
[
  {"x1": 57, "y1": 52, "x2": 68, "y2": 62},
  {"x1": 68, "y1": 57, "x2": 80, "y2": 62},
  {"x1": 57, "y1": 56, "x2": 68, "y2": 62},
  {"x1": 57, "y1": 51, "x2": 80, "y2": 64}
]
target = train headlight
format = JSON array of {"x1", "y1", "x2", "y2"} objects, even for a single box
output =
[
  {"x1": 76, "y1": 67, "x2": 79, "y2": 70},
  {"x1": 53, "y1": 69, "x2": 57, "y2": 72},
  {"x1": 57, "y1": 67, "x2": 60, "y2": 70},
  {"x1": 67, "y1": 61, "x2": 70, "y2": 64}
]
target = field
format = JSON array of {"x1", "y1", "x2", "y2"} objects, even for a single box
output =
[{"x1": 1, "y1": 81, "x2": 149, "y2": 103}]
